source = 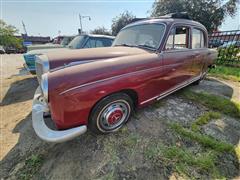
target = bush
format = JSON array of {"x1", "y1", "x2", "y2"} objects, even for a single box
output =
[{"x1": 216, "y1": 45, "x2": 240, "y2": 65}]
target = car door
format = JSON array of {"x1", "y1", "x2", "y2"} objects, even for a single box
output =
[
  {"x1": 191, "y1": 27, "x2": 208, "y2": 77},
  {"x1": 161, "y1": 25, "x2": 194, "y2": 90}
]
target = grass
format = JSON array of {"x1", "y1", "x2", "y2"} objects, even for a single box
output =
[
  {"x1": 145, "y1": 142, "x2": 219, "y2": 177},
  {"x1": 170, "y1": 123, "x2": 234, "y2": 153},
  {"x1": 152, "y1": 101, "x2": 165, "y2": 108},
  {"x1": 18, "y1": 154, "x2": 44, "y2": 180},
  {"x1": 235, "y1": 145, "x2": 240, "y2": 162},
  {"x1": 208, "y1": 65, "x2": 240, "y2": 82},
  {"x1": 191, "y1": 111, "x2": 221, "y2": 131},
  {"x1": 182, "y1": 90, "x2": 240, "y2": 119}
]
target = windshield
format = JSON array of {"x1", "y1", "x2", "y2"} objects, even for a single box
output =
[
  {"x1": 67, "y1": 35, "x2": 87, "y2": 49},
  {"x1": 112, "y1": 23, "x2": 165, "y2": 50}
]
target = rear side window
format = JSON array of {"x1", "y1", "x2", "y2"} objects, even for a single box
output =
[
  {"x1": 192, "y1": 28, "x2": 205, "y2": 48},
  {"x1": 165, "y1": 26, "x2": 190, "y2": 50}
]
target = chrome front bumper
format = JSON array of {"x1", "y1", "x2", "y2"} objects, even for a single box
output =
[{"x1": 32, "y1": 87, "x2": 87, "y2": 143}]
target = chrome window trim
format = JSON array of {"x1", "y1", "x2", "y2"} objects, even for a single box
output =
[
  {"x1": 162, "y1": 22, "x2": 208, "y2": 52},
  {"x1": 41, "y1": 73, "x2": 48, "y2": 101},
  {"x1": 113, "y1": 22, "x2": 167, "y2": 52}
]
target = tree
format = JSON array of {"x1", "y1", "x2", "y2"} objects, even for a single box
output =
[
  {"x1": 111, "y1": 11, "x2": 136, "y2": 36},
  {"x1": 0, "y1": 19, "x2": 23, "y2": 48},
  {"x1": 150, "y1": 0, "x2": 239, "y2": 32},
  {"x1": 91, "y1": 26, "x2": 112, "y2": 36}
]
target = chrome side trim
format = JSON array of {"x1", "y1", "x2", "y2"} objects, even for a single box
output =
[
  {"x1": 59, "y1": 65, "x2": 165, "y2": 95},
  {"x1": 41, "y1": 73, "x2": 48, "y2": 101},
  {"x1": 140, "y1": 75, "x2": 201, "y2": 105},
  {"x1": 66, "y1": 60, "x2": 95, "y2": 67}
]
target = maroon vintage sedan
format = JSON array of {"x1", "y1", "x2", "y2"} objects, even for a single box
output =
[{"x1": 32, "y1": 14, "x2": 217, "y2": 142}]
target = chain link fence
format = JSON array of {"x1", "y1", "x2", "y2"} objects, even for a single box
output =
[{"x1": 208, "y1": 30, "x2": 240, "y2": 66}]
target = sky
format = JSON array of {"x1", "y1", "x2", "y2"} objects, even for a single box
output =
[{"x1": 1, "y1": 0, "x2": 240, "y2": 38}]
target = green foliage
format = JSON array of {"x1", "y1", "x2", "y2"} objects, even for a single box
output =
[
  {"x1": 145, "y1": 142, "x2": 219, "y2": 177},
  {"x1": 0, "y1": 19, "x2": 23, "y2": 48},
  {"x1": 170, "y1": 123, "x2": 234, "y2": 152},
  {"x1": 18, "y1": 154, "x2": 44, "y2": 180},
  {"x1": 191, "y1": 111, "x2": 221, "y2": 131},
  {"x1": 182, "y1": 90, "x2": 240, "y2": 119},
  {"x1": 216, "y1": 45, "x2": 240, "y2": 65},
  {"x1": 209, "y1": 65, "x2": 240, "y2": 81},
  {"x1": 90, "y1": 26, "x2": 112, "y2": 36},
  {"x1": 111, "y1": 11, "x2": 136, "y2": 36},
  {"x1": 150, "y1": 0, "x2": 239, "y2": 32}
]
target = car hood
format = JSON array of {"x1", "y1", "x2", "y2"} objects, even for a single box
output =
[
  {"x1": 46, "y1": 46, "x2": 149, "y2": 69},
  {"x1": 26, "y1": 48, "x2": 68, "y2": 56},
  {"x1": 27, "y1": 44, "x2": 64, "y2": 51}
]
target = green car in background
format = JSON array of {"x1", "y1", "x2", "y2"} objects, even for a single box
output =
[{"x1": 23, "y1": 34, "x2": 115, "y2": 74}]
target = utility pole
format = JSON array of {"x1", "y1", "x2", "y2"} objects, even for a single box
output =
[
  {"x1": 78, "y1": 14, "x2": 91, "y2": 34},
  {"x1": 22, "y1": 21, "x2": 28, "y2": 35}
]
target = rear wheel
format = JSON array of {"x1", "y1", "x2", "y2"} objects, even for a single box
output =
[
  {"x1": 192, "y1": 79, "x2": 201, "y2": 85},
  {"x1": 88, "y1": 93, "x2": 133, "y2": 134}
]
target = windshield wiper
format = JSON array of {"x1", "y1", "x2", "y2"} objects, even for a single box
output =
[
  {"x1": 114, "y1": 43, "x2": 134, "y2": 47},
  {"x1": 136, "y1": 44, "x2": 156, "y2": 50}
]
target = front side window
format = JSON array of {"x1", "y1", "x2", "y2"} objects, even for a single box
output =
[
  {"x1": 165, "y1": 26, "x2": 190, "y2": 50},
  {"x1": 192, "y1": 28, "x2": 205, "y2": 48},
  {"x1": 112, "y1": 23, "x2": 165, "y2": 50},
  {"x1": 67, "y1": 35, "x2": 86, "y2": 49}
]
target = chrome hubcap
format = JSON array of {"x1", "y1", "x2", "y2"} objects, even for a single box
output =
[{"x1": 99, "y1": 101, "x2": 129, "y2": 130}]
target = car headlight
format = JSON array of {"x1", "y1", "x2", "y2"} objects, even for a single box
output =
[
  {"x1": 41, "y1": 73, "x2": 48, "y2": 101},
  {"x1": 39, "y1": 54, "x2": 50, "y2": 73}
]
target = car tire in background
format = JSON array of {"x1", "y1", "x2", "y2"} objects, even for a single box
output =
[{"x1": 88, "y1": 93, "x2": 134, "y2": 134}]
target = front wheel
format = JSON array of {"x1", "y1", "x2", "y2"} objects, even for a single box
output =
[{"x1": 88, "y1": 93, "x2": 134, "y2": 134}]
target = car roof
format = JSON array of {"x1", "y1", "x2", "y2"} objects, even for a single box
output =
[{"x1": 124, "y1": 18, "x2": 207, "y2": 32}]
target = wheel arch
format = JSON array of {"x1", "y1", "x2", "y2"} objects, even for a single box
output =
[{"x1": 88, "y1": 88, "x2": 139, "y2": 122}]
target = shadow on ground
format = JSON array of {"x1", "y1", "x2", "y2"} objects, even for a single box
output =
[
  {"x1": 1, "y1": 77, "x2": 38, "y2": 106},
  {"x1": 0, "y1": 78, "x2": 239, "y2": 179}
]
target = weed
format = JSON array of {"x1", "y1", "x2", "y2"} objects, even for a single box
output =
[
  {"x1": 152, "y1": 101, "x2": 165, "y2": 108},
  {"x1": 103, "y1": 138, "x2": 119, "y2": 166},
  {"x1": 122, "y1": 133, "x2": 140, "y2": 149},
  {"x1": 182, "y1": 90, "x2": 240, "y2": 119},
  {"x1": 235, "y1": 145, "x2": 240, "y2": 162},
  {"x1": 18, "y1": 154, "x2": 44, "y2": 180},
  {"x1": 191, "y1": 111, "x2": 221, "y2": 131},
  {"x1": 170, "y1": 123, "x2": 234, "y2": 152},
  {"x1": 145, "y1": 142, "x2": 219, "y2": 177}
]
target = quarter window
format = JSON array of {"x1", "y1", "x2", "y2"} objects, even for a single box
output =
[
  {"x1": 165, "y1": 27, "x2": 190, "y2": 50},
  {"x1": 192, "y1": 28, "x2": 205, "y2": 48}
]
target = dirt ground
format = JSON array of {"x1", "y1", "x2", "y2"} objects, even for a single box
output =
[{"x1": 0, "y1": 54, "x2": 239, "y2": 179}]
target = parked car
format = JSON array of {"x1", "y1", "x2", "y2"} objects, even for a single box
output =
[
  {"x1": 220, "y1": 41, "x2": 240, "y2": 48},
  {"x1": 26, "y1": 36, "x2": 75, "y2": 52},
  {"x1": 24, "y1": 34, "x2": 115, "y2": 73},
  {"x1": 32, "y1": 13, "x2": 217, "y2": 142},
  {"x1": 208, "y1": 39, "x2": 224, "y2": 48},
  {"x1": 4, "y1": 46, "x2": 18, "y2": 54},
  {"x1": 0, "y1": 46, "x2": 5, "y2": 54}
]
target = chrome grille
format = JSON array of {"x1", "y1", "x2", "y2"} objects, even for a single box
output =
[
  {"x1": 35, "y1": 54, "x2": 49, "y2": 84},
  {"x1": 36, "y1": 61, "x2": 43, "y2": 83}
]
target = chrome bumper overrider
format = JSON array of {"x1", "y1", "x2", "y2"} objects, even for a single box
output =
[{"x1": 32, "y1": 87, "x2": 87, "y2": 143}]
